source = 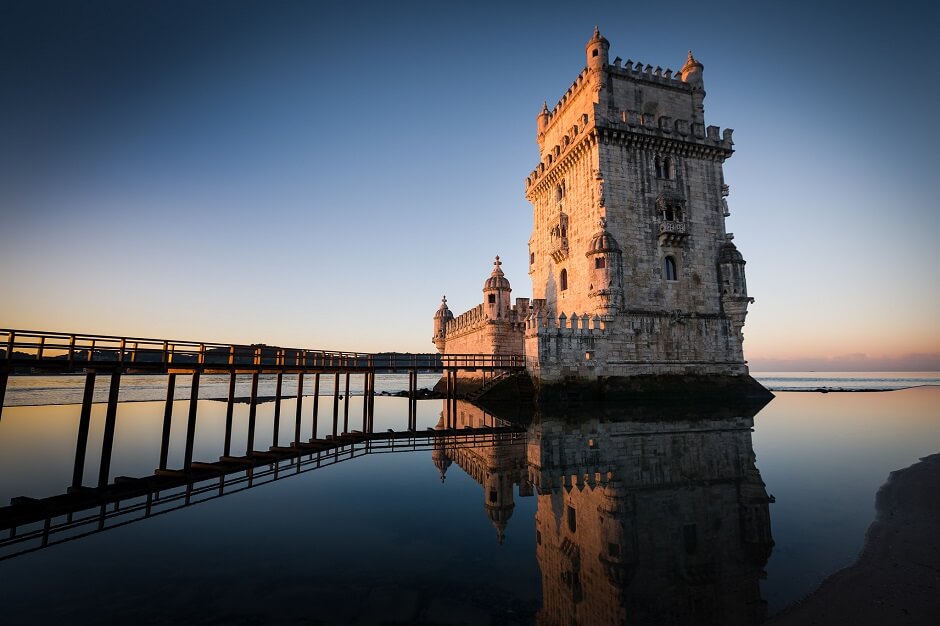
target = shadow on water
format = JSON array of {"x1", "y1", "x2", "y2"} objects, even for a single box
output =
[{"x1": 0, "y1": 378, "x2": 776, "y2": 626}]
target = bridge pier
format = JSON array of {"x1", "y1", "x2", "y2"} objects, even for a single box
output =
[
  {"x1": 312, "y1": 372, "x2": 320, "y2": 439},
  {"x1": 332, "y1": 372, "x2": 340, "y2": 437},
  {"x1": 246, "y1": 372, "x2": 259, "y2": 455},
  {"x1": 0, "y1": 370, "x2": 7, "y2": 420},
  {"x1": 158, "y1": 373, "x2": 175, "y2": 471},
  {"x1": 183, "y1": 371, "x2": 200, "y2": 472},
  {"x1": 343, "y1": 371, "x2": 350, "y2": 434},
  {"x1": 224, "y1": 372, "x2": 236, "y2": 457},
  {"x1": 71, "y1": 372, "x2": 97, "y2": 488},
  {"x1": 97, "y1": 371, "x2": 122, "y2": 487},
  {"x1": 294, "y1": 373, "x2": 304, "y2": 445},
  {"x1": 272, "y1": 372, "x2": 283, "y2": 447}
]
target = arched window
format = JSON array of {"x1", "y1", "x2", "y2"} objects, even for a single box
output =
[
  {"x1": 664, "y1": 256, "x2": 678, "y2": 281},
  {"x1": 560, "y1": 269, "x2": 568, "y2": 291}
]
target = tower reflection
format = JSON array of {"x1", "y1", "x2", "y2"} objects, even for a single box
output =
[{"x1": 438, "y1": 401, "x2": 774, "y2": 626}]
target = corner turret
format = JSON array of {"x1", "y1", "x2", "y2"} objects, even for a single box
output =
[
  {"x1": 586, "y1": 26, "x2": 609, "y2": 72},
  {"x1": 586, "y1": 217, "x2": 623, "y2": 316},
  {"x1": 718, "y1": 234, "x2": 753, "y2": 341},
  {"x1": 680, "y1": 50, "x2": 704, "y2": 88},
  {"x1": 432, "y1": 295, "x2": 453, "y2": 351},
  {"x1": 483, "y1": 256, "x2": 512, "y2": 320}
]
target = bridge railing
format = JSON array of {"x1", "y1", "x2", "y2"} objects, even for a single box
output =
[
  {"x1": 0, "y1": 328, "x2": 371, "y2": 370},
  {"x1": 0, "y1": 329, "x2": 526, "y2": 372}
]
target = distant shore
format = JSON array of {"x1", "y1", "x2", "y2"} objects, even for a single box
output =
[{"x1": 765, "y1": 453, "x2": 940, "y2": 626}]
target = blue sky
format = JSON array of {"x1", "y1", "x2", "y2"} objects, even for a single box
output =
[{"x1": 1, "y1": 1, "x2": 937, "y2": 369}]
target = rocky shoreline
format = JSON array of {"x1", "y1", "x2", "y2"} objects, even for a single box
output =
[{"x1": 765, "y1": 453, "x2": 940, "y2": 625}]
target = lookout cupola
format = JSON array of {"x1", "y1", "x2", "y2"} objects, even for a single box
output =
[
  {"x1": 680, "y1": 50, "x2": 704, "y2": 88},
  {"x1": 586, "y1": 25, "x2": 609, "y2": 71},
  {"x1": 483, "y1": 256, "x2": 512, "y2": 320},
  {"x1": 586, "y1": 217, "x2": 623, "y2": 316},
  {"x1": 432, "y1": 296, "x2": 454, "y2": 350}
]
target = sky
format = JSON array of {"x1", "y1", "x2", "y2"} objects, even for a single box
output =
[{"x1": 1, "y1": 0, "x2": 937, "y2": 370}]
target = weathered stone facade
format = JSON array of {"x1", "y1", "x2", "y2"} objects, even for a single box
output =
[{"x1": 435, "y1": 29, "x2": 760, "y2": 394}]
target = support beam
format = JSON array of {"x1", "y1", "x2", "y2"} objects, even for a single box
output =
[
  {"x1": 223, "y1": 371, "x2": 236, "y2": 457},
  {"x1": 158, "y1": 373, "x2": 176, "y2": 470},
  {"x1": 0, "y1": 370, "x2": 8, "y2": 421},
  {"x1": 246, "y1": 372, "x2": 259, "y2": 455},
  {"x1": 272, "y1": 372, "x2": 283, "y2": 447},
  {"x1": 183, "y1": 371, "x2": 200, "y2": 471},
  {"x1": 97, "y1": 371, "x2": 121, "y2": 487},
  {"x1": 332, "y1": 372, "x2": 339, "y2": 437},
  {"x1": 312, "y1": 372, "x2": 320, "y2": 439},
  {"x1": 342, "y1": 371, "x2": 350, "y2": 434},
  {"x1": 361, "y1": 371, "x2": 369, "y2": 431},
  {"x1": 294, "y1": 372, "x2": 304, "y2": 444},
  {"x1": 71, "y1": 372, "x2": 96, "y2": 488}
]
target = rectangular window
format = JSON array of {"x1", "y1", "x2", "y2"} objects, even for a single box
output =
[
  {"x1": 594, "y1": 257, "x2": 606, "y2": 269},
  {"x1": 488, "y1": 294, "x2": 496, "y2": 304}
]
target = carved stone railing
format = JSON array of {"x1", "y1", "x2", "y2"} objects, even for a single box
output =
[
  {"x1": 658, "y1": 220, "x2": 689, "y2": 246},
  {"x1": 550, "y1": 238, "x2": 569, "y2": 263}
]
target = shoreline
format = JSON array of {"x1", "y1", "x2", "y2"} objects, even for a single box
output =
[{"x1": 765, "y1": 453, "x2": 940, "y2": 625}]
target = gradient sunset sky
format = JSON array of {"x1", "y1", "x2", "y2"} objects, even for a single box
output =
[{"x1": 1, "y1": 1, "x2": 937, "y2": 370}]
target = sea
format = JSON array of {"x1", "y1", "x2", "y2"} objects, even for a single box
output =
[{"x1": 0, "y1": 372, "x2": 937, "y2": 624}]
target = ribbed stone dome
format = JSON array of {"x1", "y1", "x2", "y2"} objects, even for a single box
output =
[
  {"x1": 433, "y1": 296, "x2": 454, "y2": 320},
  {"x1": 483, "y1": 256, "x2": 511, "y2": 291},
  {"x1": 718, "y1": 240, "x2": 744, "y2": 263},
  {"x1": 586, "y1": 218, "x2": 621, "y2": 255}
]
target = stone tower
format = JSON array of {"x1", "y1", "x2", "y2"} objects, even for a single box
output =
[
  {"x1": 434, "y1": 29, "x2": 768, "y2": 400},
  {"x1": 522, "y1": 29, "x2": 761, "y2": 392}
]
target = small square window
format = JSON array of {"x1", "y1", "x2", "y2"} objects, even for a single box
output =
[
  {"x1": 488, "y1": 294, "x2": 496, "y2": 304},
  {"x1": 594, "y1": 257, "x2": 606, "y2": 269}
]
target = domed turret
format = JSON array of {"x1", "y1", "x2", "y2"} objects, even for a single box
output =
[
  {"x1": 586, "y1": 217, "x2": 624, "y2": 315},
  {"x1": 485, "y1": 483, "x2": 515, "y2": 545},
  {"x1": 718, "y1": 234, "x2": 753, "y2": 342},
  {"x1": 717, "y1": 235, "x2": 747, "y2": 296},
  {"x1": 483, "y1": 256, "x2": 512, "y2": 320},
  {"x1": 432, "y1": 295, "x2": 453, "y2": 352},
  {"x1": 586, "y1": 26, "x2": 609, "y2": 72},
  {"x1": 537, "y1": 101, "x2": 550, "y2": 135},
  {"x1": 680, "y1": 50, "x2": 704, "y2": 88}
]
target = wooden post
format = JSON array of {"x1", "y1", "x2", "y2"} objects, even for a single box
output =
[
  {"x1": 183, "y1": 371, "x2": 200, "y2": 471},
  {"x1": 312, "y1": 372, "x2": 320, "y2": 439},
  {"x1": 246, "y1": 372, "x2": 259, "y2": 455},
  {"x1": 361, "y1": 371, "x2": 369, "y2": 431},
  {"x1": 342, "y1": 371, "x2": 350, "y2": 434},
  {"x1": 158, "y1": 373, "x2": 176, "y2": 470},
  {"x1": 0, "y1": 370, "x2": 7, "y2": 421},
  {"x1": 294, "y1": 372, "x2": 304, "y2": 444},
  {"x1": 451, "y1": 370, "x2": 458, "y2": 428},
  {"x1": 272, "y1": 372, "x2": 283, "y2": 447},
  {"x1": 97, "y1": 371, "x2": 121, "y2": 487},
  {"x1": 223, "y1": 372, "x2": 236, "y2": 457},
  {"x1": 331, "y1": 372, "x2": 340, "y2": 437},
  {"x1": 71, "y1": 372, "x2": 96, "y2": 488}
]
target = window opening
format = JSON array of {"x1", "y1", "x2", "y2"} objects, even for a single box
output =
[
  {"x1": 560, "y1": 269, "x2": 568, "y2": 291},
  {"x1": 664, "y1": 256, "x2": 678, "y2": 281},
  {"x1": 594, "y1": 257, "x2": 606, "y2": 269},
  {"x1": 488, "y1": 294, "x2": 496, "y2": 304}
]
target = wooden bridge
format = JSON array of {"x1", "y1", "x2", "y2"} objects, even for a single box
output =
[{"x1": 0, "y1": 328, "x2": 529, "y2": 560}]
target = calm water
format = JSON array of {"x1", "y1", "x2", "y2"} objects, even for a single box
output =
[{"x1": 0, "y1": 373, "x2": 938, "y2": 624}]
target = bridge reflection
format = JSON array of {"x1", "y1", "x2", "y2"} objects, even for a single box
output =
[{"x1": 437, "y1": 400, "x2": 775, "y2": 626}]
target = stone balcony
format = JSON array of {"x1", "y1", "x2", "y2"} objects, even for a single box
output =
[
  {"x1": 550, "y1": 238, "x2": 569, "y2": 263},
  {"x1": 658, "y1": 220, "x2": 689, "y2": 246}
]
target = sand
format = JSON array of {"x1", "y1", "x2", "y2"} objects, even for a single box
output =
[{"x1": 765, "y1": 453, "x2": 940, "y2": 625}]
